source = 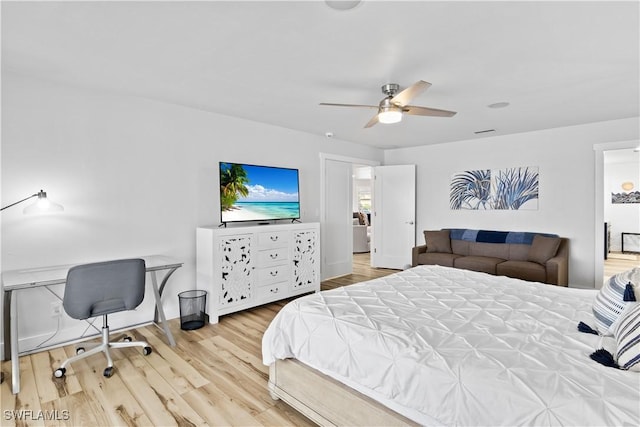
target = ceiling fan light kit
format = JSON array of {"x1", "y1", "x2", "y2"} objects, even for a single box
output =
[
  {"x1": 324, "y1": 1, "x2": 362, "y2": 11},
  {"x1": 378, "y1": 108, "x2": 403, "y2": 124},
  {"x1": 320, "y1": 80, "x2": 456, "y2": 128}
]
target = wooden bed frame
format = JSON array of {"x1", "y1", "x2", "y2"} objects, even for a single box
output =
[{"x1": 268, "y1": 359, "x2": 419, "y2": 426}]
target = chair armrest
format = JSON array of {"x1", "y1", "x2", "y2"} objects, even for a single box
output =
[{"x1": 412, "y1": 244, "x2": 428, "y2": 267}]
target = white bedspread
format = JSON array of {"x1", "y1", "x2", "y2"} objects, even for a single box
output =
[{"x1": 262, "y1": 265, "x2": 640, "y2": 426}]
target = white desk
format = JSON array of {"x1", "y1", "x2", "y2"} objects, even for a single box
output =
[{"x1": 2, "y1": 255, "x2": 183, "y2": 394}]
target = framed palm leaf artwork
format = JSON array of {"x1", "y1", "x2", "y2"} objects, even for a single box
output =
[{"x1": 450, "y1": 166, "x2": 539, "y2": 210}]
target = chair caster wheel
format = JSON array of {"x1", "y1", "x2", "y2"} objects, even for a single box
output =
[
  {"x1": 103, "y1": 367, "x2": 113, "y2": 378},
  {"x1": 123, "y1": 336, "x2": 132, "y2": 342},
  {"x1": 76, "y1": 347, "x2": 85, "y2": 355},
  {"x1": 143, "y1": 346, "x2": 152, "y2": 356},
  {"x1": 54, "y1": 368, "x2": 66, "y2": 378}
]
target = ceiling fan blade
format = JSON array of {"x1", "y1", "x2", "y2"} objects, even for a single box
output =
[
  {"x1": 319, "y1": 102, "x2": 379, "y2": 109},
  {"x1": 403, "y1": 105, "x2": 457, "y2": 117},
  {"x1": 390, "y1": 80, "x2": 431, "y2": 106},
  {"x1": 364, "y1": 113, "x2": 379, "y2": 128}
]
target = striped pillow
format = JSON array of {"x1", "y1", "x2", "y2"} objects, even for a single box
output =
[
  {"x1": 593, "y1": 268, "x2": 640, "y2": 336},
  {"x1": 614, "y1": 303, "x2": 640, "y2": 371}
]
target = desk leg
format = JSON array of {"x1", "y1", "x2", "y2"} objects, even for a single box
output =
[
  {"x1": 3, "y1": 291, "x2": 11, "y2": 361},
  {"x1": 149, "y1": 271, "x2": 176, "y2": 347},
  {"x1": 10, "y1": 290, "x2": 20, "y2": 394},
  {"x1": 153, "y1": 267, "x2": 178, "y2": 324}
]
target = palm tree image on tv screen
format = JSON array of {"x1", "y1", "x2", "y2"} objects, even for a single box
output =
[{"x1": 219, "y1": 162, "x2": 300, "y2": 223}]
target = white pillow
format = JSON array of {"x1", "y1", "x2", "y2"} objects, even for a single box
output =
[
  {"x1": 613, "y1": 302, "x2": 640, "y2": 371},
  {"x1": 592, "y1": 268, "x2": 640, "y2": 336}
]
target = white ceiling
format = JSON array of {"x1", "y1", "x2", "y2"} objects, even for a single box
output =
[{"x1": 2, "y1": 1, "x2": 639, "y2": 150}]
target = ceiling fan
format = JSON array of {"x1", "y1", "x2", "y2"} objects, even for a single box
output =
[{"x1": 320, "y1": 80, "x2": 457, "y2": 128}]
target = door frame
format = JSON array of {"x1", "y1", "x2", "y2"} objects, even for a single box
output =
[
  {"x1": 320, "y1": 153, "x2": 380, "y2": 280},
  {"x1": 593, "y1": 139, "x2": 639, "y2": 288}
]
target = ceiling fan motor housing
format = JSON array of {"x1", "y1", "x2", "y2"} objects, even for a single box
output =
[
  {"x1": 381, "y1": 83, "x2": 400, "y2": 96},
  {"x1": 379, "y1": 97, "x2": 401, "y2": 111},
  {"x1": 379, "y1": 85, "x2": 404, "y2": 117}
]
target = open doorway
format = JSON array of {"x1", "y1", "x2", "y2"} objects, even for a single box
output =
[
  {"x1": 320, "y1": 153, "x2": 379, "y2": 280},
  {"x1": 352, "y1": 165, "x2": 373, "y2": 257},
  {"x1": 594, "y1": 140, "x2": 640, "y2": 289},
  {"x1": 603, "y1": 147, "x2": 640, "y2": 284}
]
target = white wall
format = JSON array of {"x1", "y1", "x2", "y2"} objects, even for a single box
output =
[
  {"x1": 384, "y1": 117, "x2": 640, "y2": 288},
  {"x1": 0, "y1": 72, "x2": 383, "y2": 354},
  {"x1": 604, "y1": 152, "x2": 640, "y2": 251}
]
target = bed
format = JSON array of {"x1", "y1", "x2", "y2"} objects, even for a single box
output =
[{"x1": 262, "y1": 265, "x2": 640, "y2": 426}]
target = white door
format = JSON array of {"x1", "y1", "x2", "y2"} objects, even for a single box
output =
[
  {"x1": 322, "y1": 158, "x2": 354, "y2": 279},
  {"x1": 371, "y1": 165, "x2": 416, "y2": 269}
]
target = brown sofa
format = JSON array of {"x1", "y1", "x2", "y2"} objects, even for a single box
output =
[{"x1": 411, "y1": 228, "x2": 569, "y2": 286}]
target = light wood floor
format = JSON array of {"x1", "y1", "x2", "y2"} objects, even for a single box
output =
[
  {"x1": 0, "y1": 253, "x2": 396, "y2": 427},
  {"x1": 604, "y1": 251, "x2": 640, "y2": 283}
]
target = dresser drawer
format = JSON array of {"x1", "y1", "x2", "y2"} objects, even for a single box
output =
[
  {"x1": 258, "y1": 264, "x2": 291, "y2": 285},
  {"x1": 258, "y1": 231, "x2": 289, "y2": 248},
  {"x1": 256, "y1": 282, "x2": 288, "y2": 301},
  {"x1": 257, "y1": 248, "x2": 289, "y2": 266}
]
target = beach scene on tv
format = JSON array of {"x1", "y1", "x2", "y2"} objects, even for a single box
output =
[{"x1": 220, "y1": 162, "x2": 300, "y2": 223}]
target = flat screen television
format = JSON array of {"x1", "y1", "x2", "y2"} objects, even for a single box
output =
[{"x1": 219, "y1": 162, "x2": 300, "y2": 224}]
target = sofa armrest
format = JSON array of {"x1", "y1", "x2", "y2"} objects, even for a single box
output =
[
  {"x1": 545, "y1": 238, "x2": 569, "y2": 286},
  {"x1": 412, "y1": 244, "x2": 428, "y2": 267}
]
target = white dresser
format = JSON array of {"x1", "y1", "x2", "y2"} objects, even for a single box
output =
[{"x1": 196, "y1": 222, "x2": 320, "y2": 323}]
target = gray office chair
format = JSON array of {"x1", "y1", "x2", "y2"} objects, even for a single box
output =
[{"x1": 53, "y1": 259, "x2": 152, "y2": 379}]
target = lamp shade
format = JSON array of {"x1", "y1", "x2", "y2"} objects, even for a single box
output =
[
  {"x1": 23, "y1": 190, "x2": 64, "y2": 214},
  {"x1": 1, "y1": 189, "x2": 64, "y2": 214}
]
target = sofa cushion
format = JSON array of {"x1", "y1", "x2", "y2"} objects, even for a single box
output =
[
  {"x1": 469, "y1": 242, "x2": 510, "y2": 259},
  {"x1": 424, "y1": 230, "x2": 452, "y2": 253},
  {"x1": 450, "y1": 239, "x2": 469, "y2": 256},
  {"x1": 357, "y1": 212, "x2": 369, "y2": 226},
  {"x1": 454, "y1": 256, "x2": 505, "y2": 275},
  {"x1": 528, "y1": 235, "x2": 561, "y2": 265},
  {"x1": 418, "y1": 252, "x2": 462, "y2": 268},
  {"x1": 497, "y1": 260, "x2": 546, "y2": 283},
  {"x1": 508, "y1": 244, "x2": 531, "y2": 261}
]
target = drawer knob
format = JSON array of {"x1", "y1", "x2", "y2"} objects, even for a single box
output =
[
  {"x1": 270, "y1": 253, "x2": 279, "y2": 259},
  {"x1": 271, "y1": 287, "x2": 279, "y2": 293},
  {"x1": 270, "y1": 236, "x2": 279, "y2": 241},
  {"x1": 270, "y1": 270, "x2": 278, "y2": 276}
]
